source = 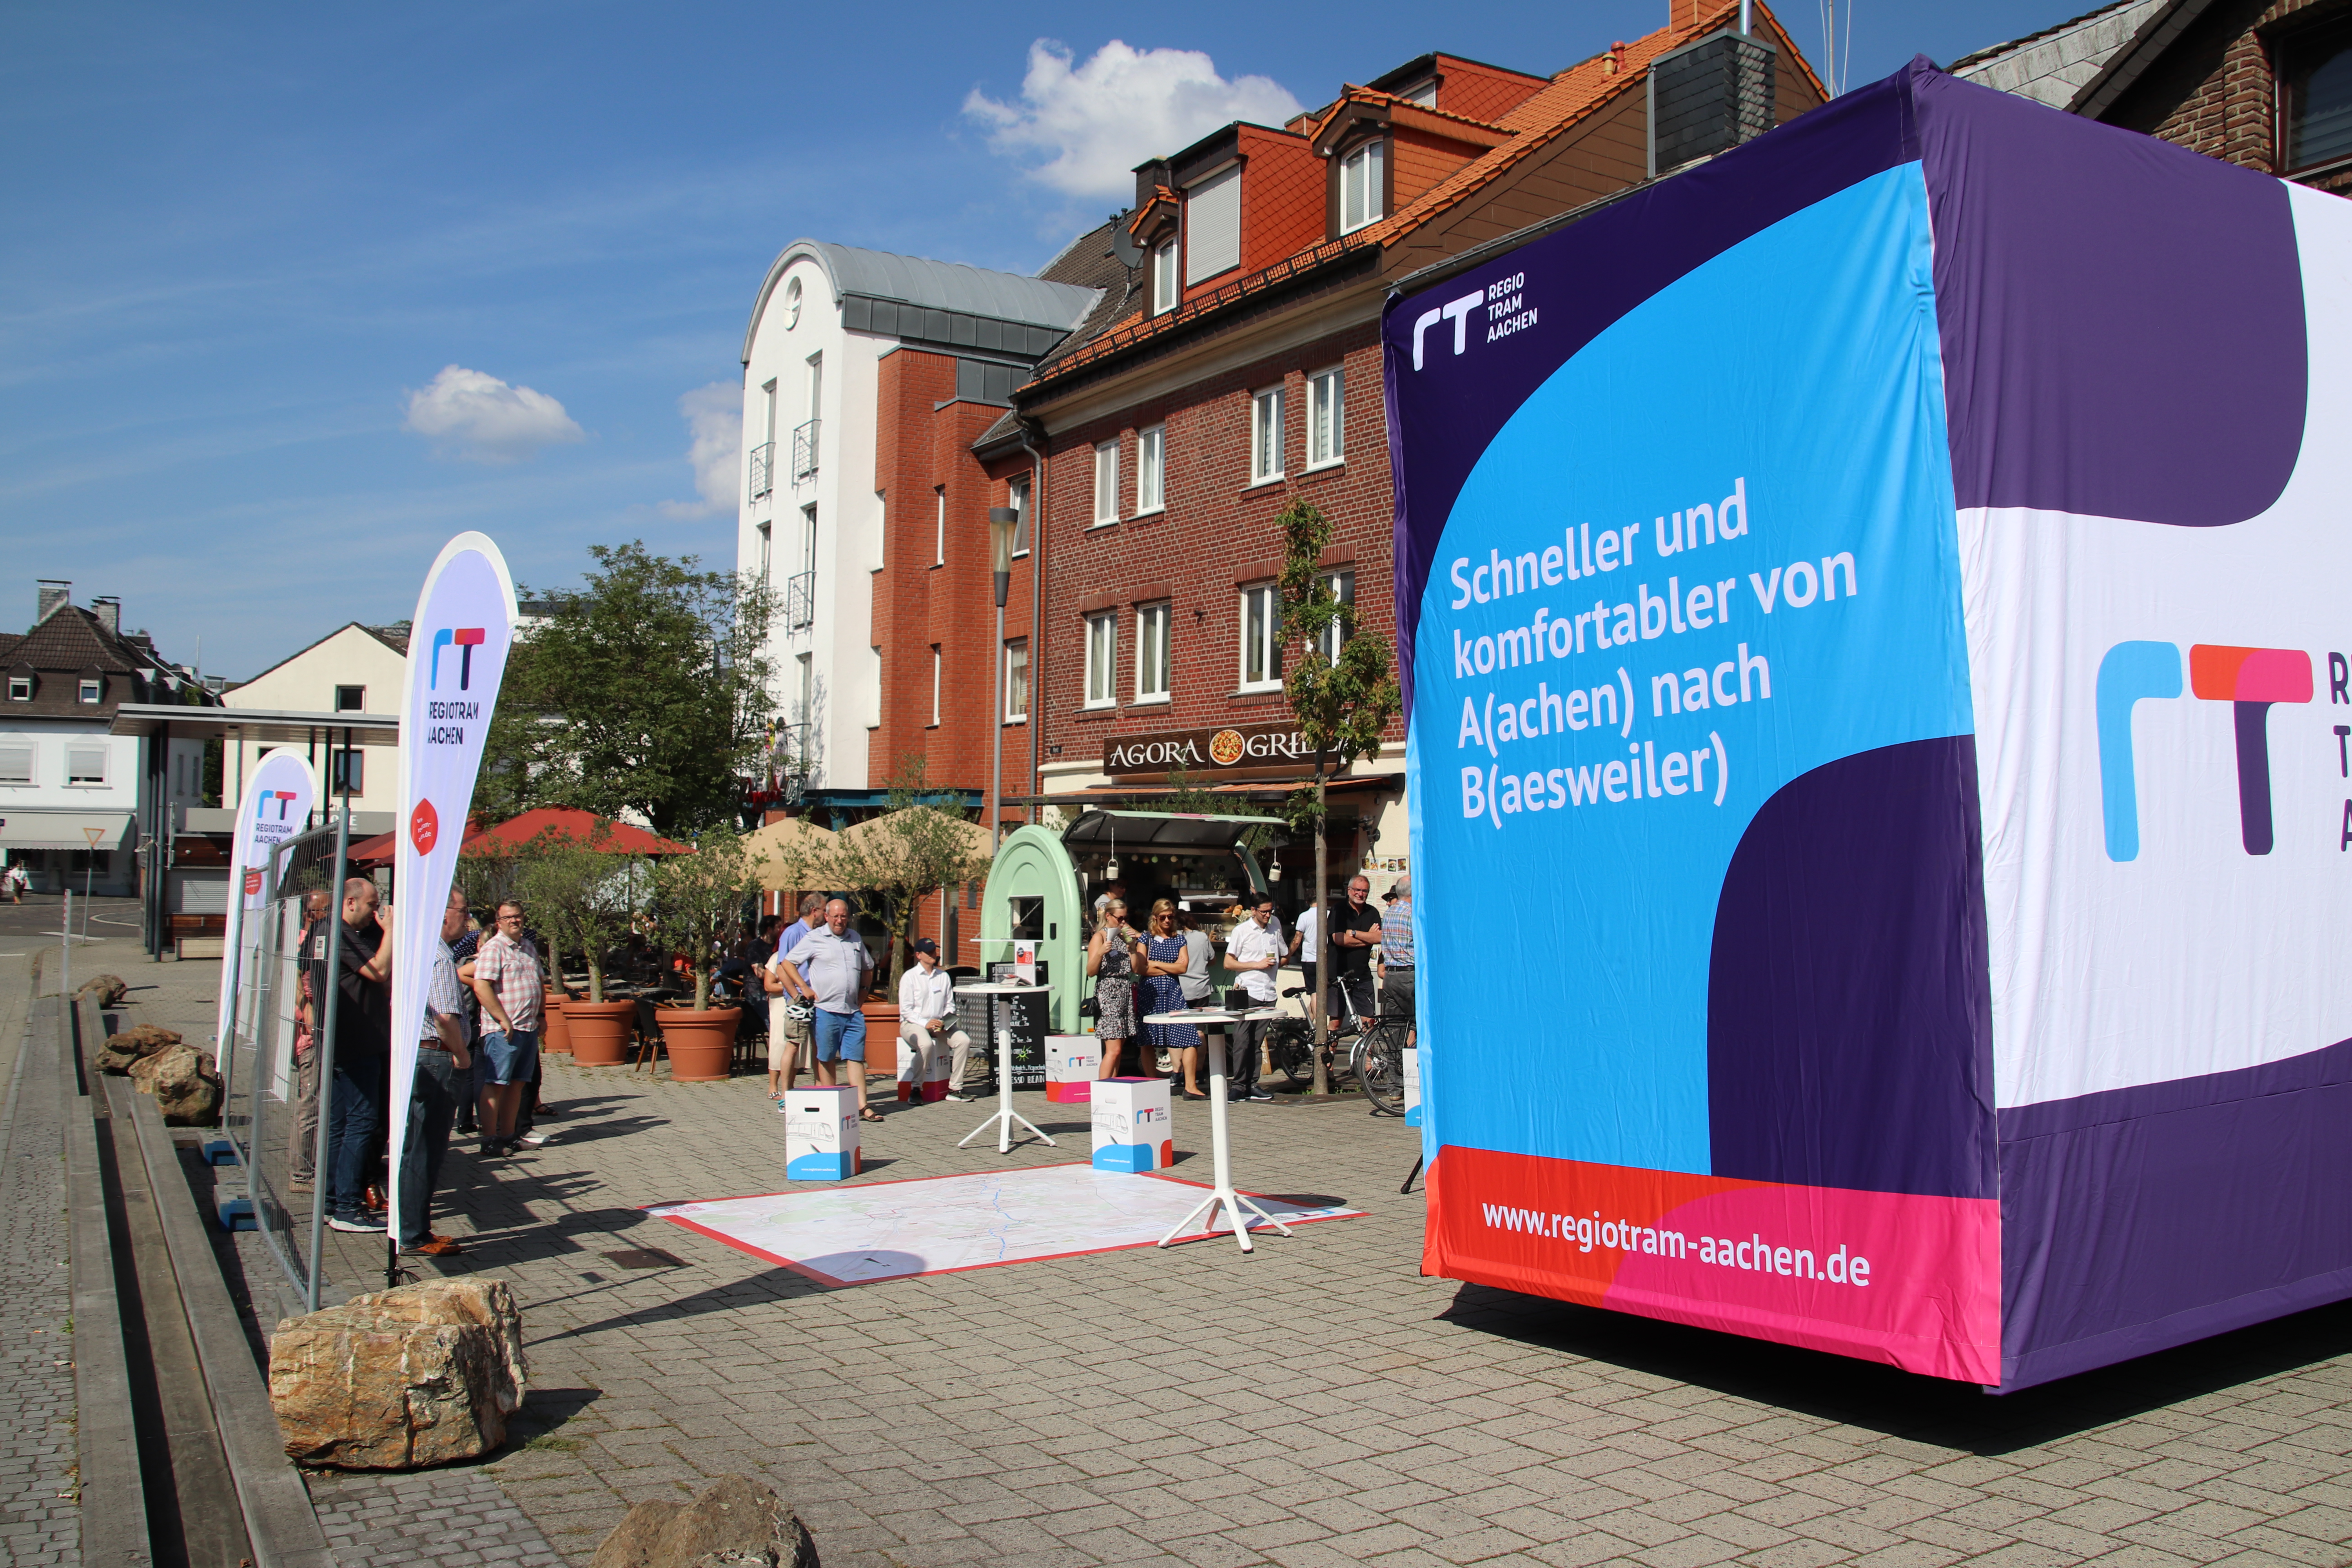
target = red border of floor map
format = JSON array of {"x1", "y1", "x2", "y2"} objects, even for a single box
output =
[{"x1": 647, "y1": 1161, "x2": 1364, "y2": 1287}]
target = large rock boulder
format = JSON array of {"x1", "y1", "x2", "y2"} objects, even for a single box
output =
[
  {"x1": 94, "y1": 1023, "x2": 181, "y2": 1075},
  {"x1": 77, "y1": 973, "x2": 128, "y2": 1006},
  {"x1": 590, "y1": 1476, "x2": 818, "y2": 1568},
  {"x1": 269, "y1": 1279, "x2": 529, "y2": 1469},
  {"x1": 130, "y1": 1044, "x2": 223, "y2": 1125}
]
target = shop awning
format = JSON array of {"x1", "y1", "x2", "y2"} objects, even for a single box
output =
[{"x1": 0, "y1": 811, "x2": 134, "y2": 851}]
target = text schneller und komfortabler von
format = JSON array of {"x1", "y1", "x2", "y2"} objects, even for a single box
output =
[{"x1": 1443, "y1": 476, "x2": 1864, "y2": 831}]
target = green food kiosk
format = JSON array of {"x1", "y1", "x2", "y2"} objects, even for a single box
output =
[{"x1": 978, "y1": 810, "x2": 1279, "y2": 1032}]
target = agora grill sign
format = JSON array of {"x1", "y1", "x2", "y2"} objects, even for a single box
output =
[{"x1": 1104, "y1": 722, "x2": 1316, "y2": 780}]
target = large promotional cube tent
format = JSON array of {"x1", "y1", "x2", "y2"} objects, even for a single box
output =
[{"x1": 1386, "y1": 58, "x2": 2352, "y2": 1390}]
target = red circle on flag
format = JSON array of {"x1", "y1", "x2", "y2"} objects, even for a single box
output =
[{"x1": 410, "y1": 800, "x2": 440, "y2": 855}]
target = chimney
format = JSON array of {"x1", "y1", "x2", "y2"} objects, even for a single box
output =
[
  {"x1": 36, "y1": 580, "x2": 70, "y2": 622},
  {"x1": 91, "y1": 595, "x2": 121, "y2": 636}
]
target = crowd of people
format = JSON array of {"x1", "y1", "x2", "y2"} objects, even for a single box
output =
[
  {"x1": 1081, "y1": 873, "x2": 1414, "y2": 1102},
  {"x1": 292, "y1": 877, "x2": 554, "y2": 1254},
  {"x1": 276, "y1": 866, "x2": 1414, "y2": 1240}
]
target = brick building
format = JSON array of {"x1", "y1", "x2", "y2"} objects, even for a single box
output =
[
  {"x1": 733, "y1": 243, "x2": 1102, "y2": 815},
  {"x1": 973, "y1": 2, "x2": 1824, "y2": 909},
  {"x1": 1955, "y1": 0, "x2": 2352, "y2": 194}
]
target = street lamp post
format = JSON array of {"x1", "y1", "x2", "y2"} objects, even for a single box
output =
[{"x1": 987, "y1": 506, "x2": 1020, "y2": 850}]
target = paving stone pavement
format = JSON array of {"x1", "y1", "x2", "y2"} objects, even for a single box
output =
[
  {"x1": 100, "y1": 956, "x2": 2352, "y2": 1567},
  {"x1": 0, "y1": 954, "x2": 80, "y2": 1567}
]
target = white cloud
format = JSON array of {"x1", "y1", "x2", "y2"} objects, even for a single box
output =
[
  {"x1": 966, "y1": 40, "x2": 1303, "y2": 201},
  {"x1": 658, "y1": 382, "x2": 740, "y2": 520},
  {"x1": 402, "y1": 364, "x2": 585, "y2": 463}
]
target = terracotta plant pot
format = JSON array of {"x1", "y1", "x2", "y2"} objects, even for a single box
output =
[
  {"x1": 655, "y1": 1005, "x2": 741, "y2": 1082},
  {"x1": 541, "y1": 995, "x2": 573, "y2": 1055},
  {"x1": 565, "y1": 1000, "x2": 637, "y2": 1067},
  {"x1": 861, "y1": 1000, "x2": 900, "y2": 1074}
]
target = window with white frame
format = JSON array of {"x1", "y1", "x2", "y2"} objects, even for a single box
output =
[
  {"x1": 1093, "y1": 440, "x2": 1120, "y2": 524},
  {"x1": 1009, "y1": 476, "x2": 1031, "y2": 555},
  {"x1": 1004, "y1": 640, "x2": 1029, "y2": 721},
  {"x1": 1306, "y1": 367, "x2": 1345, "y2": 468},
  {"x1": 335, "y1": 684, "x2": 365, "y2": 712},
  {"x1": 1135, "y1": 603, "x2": 1171, "y2": 702},
  {"x1": 1316, "y1": 570, "x2": 1357, "y2": 663},
  {"x1": 77, "y1": 677, "x2": 101, "y2": 704},
  {"x1": 934, "y1": 487, "x2": 946, "y2": 566},
  {"x1": 930, "y1": 645, "x2": 942, "y2": 726},
  {"x1": 66, "y1": 745, "x2": 107, "y2": 785},
  {"x1": 1339, "y1": 140, "x2": 1385, "y2": 233},
  {"x1": 7, "y1": 675, "x2": 29, "y2": 701},
  {"x1": 1152, "y1": 240, "x2": 1178, "y2": 315},
  {"x1": 757, "y1": 521, "x2": 772, "y2": 582},
  {"x1": 1239, "y1": 584, "x2": 1282, "y2": 691},
  {"x1": 1136, "y1": 425, "x2": 1165, "y2": 514},
  {"x1": 1084, "y1": 611, "x2": 1118, "y2": 708},
  {"x1": 0, "y1": 745, "x2": 31, "y2": 785},
  {"x1": 1250, "y1": 387, "x2": 1284, "y2": 483}
]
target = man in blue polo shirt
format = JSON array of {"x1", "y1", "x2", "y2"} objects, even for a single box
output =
[{"x1": 793, "y1": 898, "x2": 878, "y2": 1122}]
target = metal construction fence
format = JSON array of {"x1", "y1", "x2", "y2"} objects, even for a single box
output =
[{"x1": 218, "y1": 819, "x2": 348, "y2": 1311}]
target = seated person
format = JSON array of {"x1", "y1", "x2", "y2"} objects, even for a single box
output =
[{"x1": 895, "y1": 939, "x2": 971, "y2": 1103}]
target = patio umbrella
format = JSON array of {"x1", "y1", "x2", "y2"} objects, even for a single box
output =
[
  {"x1": 467, "y1": 806, "x2": 695, "y2": 858},
  {"x1": 742, "y1": 813, "x2": 839, "y2": 891}
]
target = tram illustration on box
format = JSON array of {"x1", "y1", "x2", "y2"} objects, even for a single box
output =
[{"x1": 1390, "y1": 59, "x2": 2352, "y2": 1389}]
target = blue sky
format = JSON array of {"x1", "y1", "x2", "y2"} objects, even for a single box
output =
[{"x1": 2, "y1": 0, "x2": 2076, "y2": 679}]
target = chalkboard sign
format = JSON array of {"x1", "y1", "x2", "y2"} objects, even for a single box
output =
[{"x1": 987, "y1": 960, "x2": 1048, "y2": 1087}]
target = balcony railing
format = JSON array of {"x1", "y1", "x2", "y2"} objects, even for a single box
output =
[
  {"x1": 749, "y1": 441, "x2": 774, "y2": 500},
  {"x1": 791, "y1": 418, "x2": 819, "y2": 484},
  {"x1": 784, "y1": 569, "x2": 815, "y2": 632}
]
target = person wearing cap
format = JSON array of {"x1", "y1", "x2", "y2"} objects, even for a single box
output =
[
  {"x1": 895, "y1": 938, "x2": 972, "y2": 1104},
  {"x1": 1380, "y1": 874, "x2": 1415, "y2": 1047}
]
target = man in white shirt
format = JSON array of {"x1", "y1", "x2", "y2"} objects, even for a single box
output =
[
  {"x1": 1223, "y1": 895, "x2": 1285, "y2": 1102},
  {"x1": 895, "y1": 939, "x2": 972, "y2": 1103}
]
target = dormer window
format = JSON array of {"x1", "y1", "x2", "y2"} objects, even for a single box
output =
[
  {"x1": 1185, "y1": 164, "x2": 1241, "y2": 284},
  {"x1": 78, "y1": 677, "x2": 101, "y2": 704},
  {"x1": 7, "y1": 674, "x2": 28, "y2": 702},
  {"x1": 1401, "y1": 80, "x2": 1438, "y2": 107},
  {"x1": 1339, "y1": 140, "x2": 1386, "y2": 233},
  {"x1": 1152, "y1": 238, "x2": 1178, "y2": 314}
]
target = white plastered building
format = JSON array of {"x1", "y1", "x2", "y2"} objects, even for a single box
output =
[{"x1": 736, "y1": 240, "x2": 1097, "y2": 808}]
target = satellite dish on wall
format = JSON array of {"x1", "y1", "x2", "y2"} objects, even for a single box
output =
[{"x1": 1109, "y1": 211, "x2": 1143, "y2": 269}]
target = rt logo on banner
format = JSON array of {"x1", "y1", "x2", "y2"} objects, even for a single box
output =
[{"x1": 2097, "y1": 641, "x2": 2325, "y2": 859}]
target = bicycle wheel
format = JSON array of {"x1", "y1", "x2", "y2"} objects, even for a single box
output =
[
  {"x1": 1355, "y1": 1024, "x2": 1405, "y2": 1115},
  {"x1": 1272, "y1": 1023, "x2": 1316, "y2": 1085}
]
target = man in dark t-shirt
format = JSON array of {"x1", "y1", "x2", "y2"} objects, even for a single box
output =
[
  {"x1": 1325, "y1": 875, "x2": 1383, "y2": 1029},
  {"x1": 308, "y1": 876, "x2": 394, "y2": 1231}
]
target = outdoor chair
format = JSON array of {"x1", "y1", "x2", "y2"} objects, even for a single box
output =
[{"x1": 630, "y1": 997, "x2": 666, "y2": 1073}]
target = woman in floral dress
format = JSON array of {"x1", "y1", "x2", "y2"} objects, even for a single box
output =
[{"x1": 1088, "y1": 898, "x2": 1142, "y2": 1076}]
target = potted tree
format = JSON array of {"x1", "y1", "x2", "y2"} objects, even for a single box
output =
[
  {"x1": 512, "y1": 826, "x2": 641, "y2": 1066},
  {"x1": 648, "y1": 826, "x2": 760, "y2": 1081},
  {"x1": 777, "y1": 761, "x2": 992, "y2": 1083}
]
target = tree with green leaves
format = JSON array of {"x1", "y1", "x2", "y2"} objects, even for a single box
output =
[
  {"x1": 1278, "y1": 498, "x2": 1401, "y2": 1094},
  {"x1": 510, "y1": 824, "x2": 641, "y2": 1004},
  {"x1": 649, "y1": 826, "x2": 761, "y2": 1011},
  {"x1": 479, "y1": 542, "x2": 777, "y2": 837},
  {"x1": 773, "y1": 758, "x2": 992, "y2": 993}
]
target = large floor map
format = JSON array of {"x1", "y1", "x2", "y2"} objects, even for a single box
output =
[{"x1": 647, "y1": 1163, "x2": 1363, "y2": 1285}]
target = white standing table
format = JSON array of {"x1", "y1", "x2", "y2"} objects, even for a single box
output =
[
  {"x1": 1140, "y1": 1007, "x2": 1293, "y2": 1252},
  {"x1": 955, "y1": 981, "x2": 1056, "y2": 1153}
]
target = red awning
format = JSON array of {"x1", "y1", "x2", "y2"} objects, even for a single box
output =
[{"x1": 465, "y1": 807, "x2": 695, "y2": 857}]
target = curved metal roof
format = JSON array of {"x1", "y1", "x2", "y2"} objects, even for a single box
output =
[{"x1": 743, "y1": 240, "x2": 1101, "y2": 364}]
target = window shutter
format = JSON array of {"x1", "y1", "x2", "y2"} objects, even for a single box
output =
[
  {"x1": 0, "y1": 745, "x2": 31, "y2": 784},
  {"x1": 67, "y1": 746, "x2": 106, "y2": 783},
  {"x1": 1185, "y1": 167, "x2": 1241, "y2": 284}
]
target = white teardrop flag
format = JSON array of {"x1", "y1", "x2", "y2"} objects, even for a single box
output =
[
  {"x1": 215, "y1": 751, "x2": 320, "y2": 1069},
  {"x1": 386, "y1": 534, "x2": 518, "y2": 1250}
]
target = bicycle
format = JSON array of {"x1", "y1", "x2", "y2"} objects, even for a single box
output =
[
  {"x1": 1352, "y1": 1013, "x2": 1410, "y2": 1117},
  {"x1": 1263, "y1": 984, "x2": 1379, "y2": 1091}
]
